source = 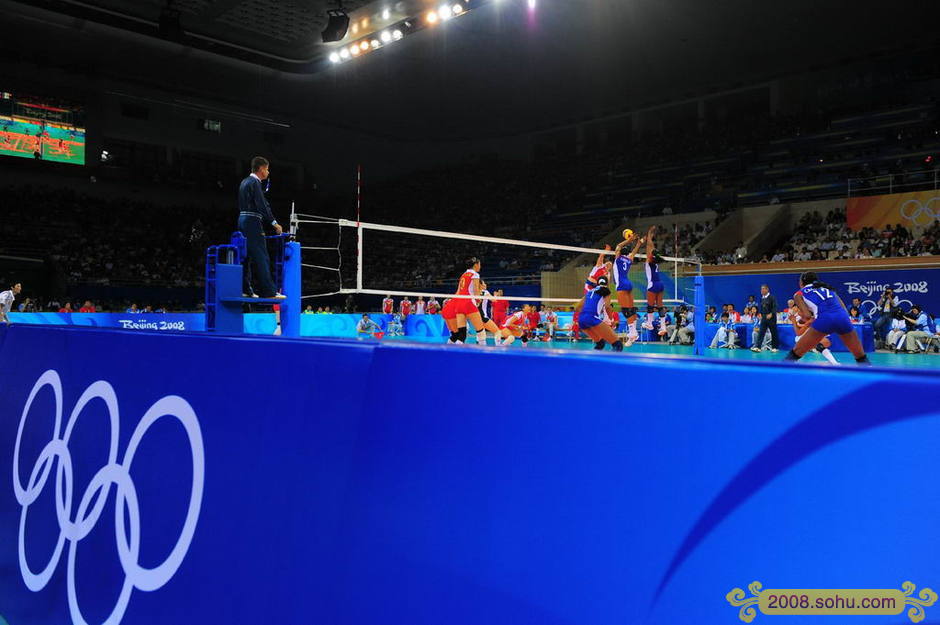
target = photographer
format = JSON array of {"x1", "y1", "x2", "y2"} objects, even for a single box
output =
[
  {"x1": 873, "y1": 288, "x2": 899, "y2": 344},
  {"x1": 900, "y1": 306, "x2": 931, "y2": 353}
]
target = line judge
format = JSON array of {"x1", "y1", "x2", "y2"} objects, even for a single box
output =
[{"x1": 238, "y1": 156, "x2": 285, "y2": 299}]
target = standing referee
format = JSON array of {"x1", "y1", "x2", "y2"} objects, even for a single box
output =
[
  {"x1": 751, "y1": 283, "x2": 779, "y2": 352},
  {"x1": 238, "y1": 157, "x2": 285, "y2": 299}
]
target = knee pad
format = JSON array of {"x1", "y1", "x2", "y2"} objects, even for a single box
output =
[
  {"x1": 611, "y1": 340, "x2": 624, "y2": 352},
  {"x1": 456, "y1": 327, "x2": 468, "y2": 343},
  {"x1": 521, "y1": 334, "x2": 528, "y2": 343},
  {"x1": 815, "y1": 343, "x2": 826, "y2": 353},
  {"x1": 594, "y1": 339, "x2": 607, "y2": 350}
]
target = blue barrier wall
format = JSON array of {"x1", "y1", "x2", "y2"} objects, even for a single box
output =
[
  {"x1": 9, "y1": 313, "x2": 451, "y2": 338},
  {"x1": 0, "y1": 325, "x2": 938, "y2": 625}
]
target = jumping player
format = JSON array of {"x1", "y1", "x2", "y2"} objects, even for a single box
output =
[
  {"x1": 585, "y1": 244, "x2": 613, "y2": 293},
  {"x1": 573, "y1": 278, "x2": 624, "y2": 351},
  {"x1": 645, "y1": 226, "x2": 666, "y2": 310},
  {"x1": 784, "y1": 271, "x2": 870, "y2": 365},
  {"x1": 613, "y1": 233, "x2": 645, "y2": 345}
]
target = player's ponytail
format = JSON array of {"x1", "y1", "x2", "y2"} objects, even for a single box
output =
[
  {"x1": 465, "y1": 257, "x2": 480, "y2": 269},
  {"x1": 800, "y1": 271, "x2": 834, "y2": 290}
]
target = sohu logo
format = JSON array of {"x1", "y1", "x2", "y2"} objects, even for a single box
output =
[
  {"x1": 12, "y1": 369, "x2": 205, "y2": 625},
  {"x1": 899, "y1": 197, "x2": 940, "y2": 227}
]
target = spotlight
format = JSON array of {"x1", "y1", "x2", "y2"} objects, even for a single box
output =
[
  {"x1": 382, "y1": 8, "x2": 390, "y2": 19},
  {"x1": 339, "y1": 47, "x2": 350, "y2": 59},
  {"x1": 527, "y1": 0, "x2": 536, "y2": 7},
  {"x1": 392, "y1": 29, "x2": 403, "y2": 40},
  {"x1": 452, "y1": 3, "x2": 464, "y2": 14},
  {"x1": 438, "y1": 6, "x2": 452, "y2": 20},
  {"x1": 380, "y1": 30, "x2": 392, "y2": 43},
  {"x1": 370, "y1": 39, "x2": 380, "y2": 48},
  {"x1": 359, "y1": 40, "x2": 369, "y2": 50},
  {"x1": 329, "y1": 52, "x2": 341, "y2": 63},
  {"x1": 361, "y1": 18, "x2": 369, "y2": 28},
  {"x1": 426, "y1": 10, "x2": 438, "y2": 23},
  {"x1": 350, "y1": 44, "x2": 361, "y2": 56},
  {"x1": 351, "y1": 23, "x2": 359, "y2": 34},
  {"x1": 322, "y1": 9, "x2": 350, "y2": 42}
]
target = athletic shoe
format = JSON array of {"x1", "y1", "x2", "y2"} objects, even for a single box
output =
[
  {"x1": 750, "y1": 347, "x2": 760, "y2": 352},
  {"x1": 771, "y1": 348, "x2": 778, "y2": 353}
]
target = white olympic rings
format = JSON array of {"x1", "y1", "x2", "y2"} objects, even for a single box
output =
[
  {"x1": 12, "y1": 369, "x2": 205, "y2": 625},
  {"x1": 899, "y1": 197, "x2": 940, "y2": 227}
]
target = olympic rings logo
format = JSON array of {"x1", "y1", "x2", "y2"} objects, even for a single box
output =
[
  {"x1": 899, "y1": 197, "x2": 940, "y2": 227},
  {"x1": 12, "y1": 370, "x2": 205, "y2": 625}
]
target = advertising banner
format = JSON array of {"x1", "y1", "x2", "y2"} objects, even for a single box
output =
[{"x1": 847, "y1": 190, "x2": 940, "y2": 231}]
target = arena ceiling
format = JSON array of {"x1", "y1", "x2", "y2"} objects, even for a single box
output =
[{"x1": 3, "y1": 0, "x2": 938, "y2": 141}]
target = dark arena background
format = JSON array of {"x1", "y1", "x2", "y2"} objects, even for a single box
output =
[{"x1": 1, "y1": 1, "x2": 939, "y2": 624}]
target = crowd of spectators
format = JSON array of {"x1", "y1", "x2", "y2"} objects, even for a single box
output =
[{"x1": 764, "y1": 209, "x2": 940, "y2": 263}]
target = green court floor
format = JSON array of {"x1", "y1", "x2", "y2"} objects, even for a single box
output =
[{"x1": 383, "y1": 336, "x2": 940, "y2": 370}]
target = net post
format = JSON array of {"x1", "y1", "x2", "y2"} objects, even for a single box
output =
[
  {"x1": 280, "y1": 241, "x2": 302, "y2": 338},
  {"x1": 693, "y1": 274, "x2": 705, "y2": 356}
]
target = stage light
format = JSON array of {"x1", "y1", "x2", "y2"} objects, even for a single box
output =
[
  {"x1": 393, "y1": 29, "x2": 403, "y2": 40},
  {"x1": 339, "y1": 48, "x2": 350, "y2": 59},
  {"x1": 360, "y1": 40, "x2": 370, "y2": 50},
  {"x1": 322, "y1": 9, "x2": 350, "y2": 42},
  {"x1": 426, "y1": 10, "x2": 438, "y2": 23},
  {"x1": 350, "y1": 44, "x2": 360, "y2": 56},
  {"x1": 452, "y1": 3, "x2": 464, "y2": 14},
  {"x1": 438, "y1": 6, "x2": 452, "y2": 20},
  {"x1": 527, "y1": 0, "x2": 536, "y2": 7},
  {"x1": 329, "y1": 52, "x2": 341, "y2": 63},
  {"x1": 351, "y1": 23, "x2": 359, "y2": 34},
  {"x1": 361, "y1": 18, "x2": 369, "y2": 28},
  {"x1": 382, "y1": 8, "x2": 390, "y2": 19},
  {"x1": 380, "y1": 30, "x2": 392, "y2": 43},
  {"x1": 370, "y1": 39, "x2": 380, "y2": 48}
]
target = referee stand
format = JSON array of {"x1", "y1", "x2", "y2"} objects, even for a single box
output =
[{"x1": 205, "y1": 233, "x2": 301, "y2": 337}]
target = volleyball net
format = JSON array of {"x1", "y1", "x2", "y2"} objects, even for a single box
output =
[{"x1": 291, "y1": 209, "x2": 702, "y2": 310}]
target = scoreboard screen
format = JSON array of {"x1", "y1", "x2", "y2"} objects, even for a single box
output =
[{"x1": 0, "y1": 91, "x2": 86, "y2": 165}]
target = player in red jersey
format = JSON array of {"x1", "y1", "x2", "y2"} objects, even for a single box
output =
[
  {"x1": 382, "y1": 295, "x2": 394, "y2": 314},
  {"x1": 427, "y1": 297, "x2": 440, "y2": 315},
  {"x1": 399, "y1": 297, "x2": 412, "y2": 320},
  {"x1": 498, "y1": 305, "x2": 532, "y2": 346},
  {"x1": 491, "y1": 289, "x2": 509, "y2": 327},
  {"x1": 441, "y1": 298, "x2": 460, "y2": 342},
  {"x1": 526, "y1": 305, "x2": 541, "y2": 340},
  {"x1": 585, "y1": 244, "x2": 613, "y2": 293},
  {"x1": 444, "y1": 257, "x2": 487, "y2": 344}
]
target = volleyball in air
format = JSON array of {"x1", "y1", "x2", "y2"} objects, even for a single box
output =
[{"x1": 622, "y1": 228, "x2": 634, "y2": 241}]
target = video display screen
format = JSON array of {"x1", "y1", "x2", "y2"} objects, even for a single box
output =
[{"x1": 0, "y1": 91, "x2": 85, "y2": 165}]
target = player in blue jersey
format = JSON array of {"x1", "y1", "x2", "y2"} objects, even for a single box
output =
[
  {"x1": 613, "y1": 233, "x2": 646, "y2": 346},
  {"x1": 784, "y1": 271, "x2": 870, "y2": 364},
  {"x1": 644, "y1": 225, "x2": 666, "y2": 311},
  {"x1": 573, "y1": 277, "x2": 623, "y2": 351}
]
